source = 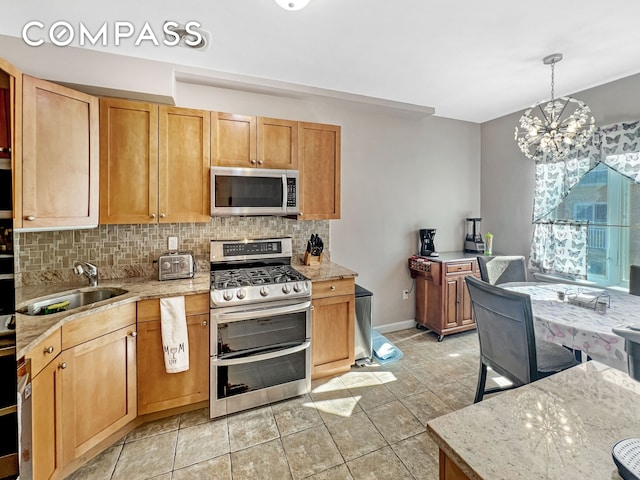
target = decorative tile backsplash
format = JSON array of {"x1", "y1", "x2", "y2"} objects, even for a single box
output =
[{"x1": 15, "y1": 217, "x2": 329, "y2": 286}]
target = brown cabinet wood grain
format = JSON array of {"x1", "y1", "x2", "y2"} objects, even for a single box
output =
[
  {"x1": 298, "y1": 122, "x2": 341, "y2": 220},
  {"x1": 137, "y1": 294, "x2": 210, "y2": 414},
  {"x1": 410, "y1": 256, "x2": 478, "y2": 341},
  {"x1": 211, "y1": 112, "x2": 297, "y2": 169},
  {"x1": 20, "y1": 75, "x2": 98, "y2": 230},
  {"x1": 59, "y1": 324, "x2": 137, "y2": 464},
  {"x1": 311, "y1": 277, "x2": 355, "y2": 379},
  {"x1": 27, "y1": 304, "x2": 137, "y2": 476},
  {"x1": 100, "y1": 99, "x2": 210, "y2": 224}
]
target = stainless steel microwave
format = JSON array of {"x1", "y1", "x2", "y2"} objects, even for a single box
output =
[{"x1": 210, "y1": 166, "x2": 299, "y2": 216}]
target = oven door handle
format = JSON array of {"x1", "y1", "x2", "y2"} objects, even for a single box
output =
[
  {"x1": 213, "y1": 300, "x2": 312, "y2": 322},
  {"x1": 216, "y1": 340, "x2": 310, "y2": 366}
]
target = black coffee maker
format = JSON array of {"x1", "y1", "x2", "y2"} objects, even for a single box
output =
[{"x1": 419, "y1": 229, "x2": 438, "y2": 257}]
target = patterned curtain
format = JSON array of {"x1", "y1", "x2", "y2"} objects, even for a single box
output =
[
  {"x1": 529, "y1": 120, "x2": 640, "y2": 278},
  {"x1": 529, "y1": 222, "x2": 589, "y2": 279}
]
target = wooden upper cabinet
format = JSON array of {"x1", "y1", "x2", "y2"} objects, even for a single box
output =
[
  {"x1": 258, "y1": 117, "x2": 297, "y2": 169},
  {"x1": 100, "y1": 98, "x2": 210, "y2": 224},
  {"x1": 211, "y1": 112, "x2": 297, "y2": 169},
  {"x1": 20, "y1": 75, "x2": 99, "y2": 230},
  {"x1": 99, "y1": 98, "x2": 158, "y2": 224},
  {"x1": 159, "y1": 106, "x2": 210, "y2": 223},
  {"x1": 298, "y1": 122, "x2": 341, "y2": 220}
]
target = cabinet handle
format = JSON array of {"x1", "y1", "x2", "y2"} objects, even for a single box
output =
[
  {"x1": 150, "y1": 213, "x2": 156, "y2": 219},
  {"x1": 257, "y1": 160, "x2": 264, "y2": 165},
  {"x1": 26, "y1": 215, "x2": 35, "y2": 221},
  {"x1": 330, "y1": 285, "x2": 336, "y2": 291},
  {"x1": 130, "y1": 331, "x2": 137, "y2": 337},
  {"x1": 44, "y1": 346, "x2": 54, "y2": 354},
  {"x1": 59, "y1": 362, "x2": 67, "y2": 369},
  {"x1": 160, "y1": 213, "x2": 166, "y2": 218},
  {"x1": 202, "y1": 320, "x2": 208, "y2": 327},
  {"x1": 250, "y1": 159, "x2": 257, "y2": 164}
]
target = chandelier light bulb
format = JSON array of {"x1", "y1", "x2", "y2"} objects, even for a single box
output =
[{"x1": 274, "y1": 0, "x2": 311, "y2": 11}]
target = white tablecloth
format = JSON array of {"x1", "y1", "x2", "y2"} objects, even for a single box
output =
[{"x1": 502, "y1": 282, "x2": 639, "y2": 373}]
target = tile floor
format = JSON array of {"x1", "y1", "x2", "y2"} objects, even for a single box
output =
[{"x1": 68, "y1": 327, "x2": 503, "y2": 480}]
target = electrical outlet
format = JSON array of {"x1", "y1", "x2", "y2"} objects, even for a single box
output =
[
  {"x1": 168, "y1": 236, "x2": 178, "y2": 251},
  {"x1": 403, "y1": 289, "x2": 409, "y2": 300}
]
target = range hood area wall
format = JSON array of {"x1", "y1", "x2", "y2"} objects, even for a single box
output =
[{"x1": 14, "y1": 218, "x2": 328, "y2": 287}]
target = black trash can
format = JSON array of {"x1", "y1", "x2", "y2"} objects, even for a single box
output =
[{"x1": 354, "y1": 284, "x2": 373, "y2": 365}]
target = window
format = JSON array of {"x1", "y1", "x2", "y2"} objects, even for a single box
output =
[{"x1": 547, "y1": 162, "x2": 640, "y2": 286}]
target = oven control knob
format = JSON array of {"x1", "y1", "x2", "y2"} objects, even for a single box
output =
[
  {"x1": 293, "y1": 283, "x2": 302, "y2": 293},
  {"x1": 282, "y1": 284, "x2": 291, "y2": 294},
  {"x1": 236, "y1": 288, "x2": 246, "y2": 300},
  {"x1": 260, "y1": 286, "x2": 269, "y2": 297},
  {"x1": 223, "y1": 291, "x2": 234, "y2": 301}
]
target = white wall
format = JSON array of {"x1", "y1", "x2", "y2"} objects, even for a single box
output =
[
  {"x1": 178, "y1": 83, "x2": 481, "y2": 329},
  {"x1": 481, "y1": 73, "x2": 640, "y2": 261}
]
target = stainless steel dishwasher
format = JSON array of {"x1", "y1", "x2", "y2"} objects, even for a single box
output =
[{"x1": 354, "y1": 284, "x2": 373, "y2": 366}]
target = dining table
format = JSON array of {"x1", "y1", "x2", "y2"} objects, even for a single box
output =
[{"x1": 501, "y1": 282, "x2": 640, "y2": 373}]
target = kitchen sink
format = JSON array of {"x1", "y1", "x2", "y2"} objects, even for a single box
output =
[{"x1": 18, "y1": 287, "x2": 129, "y2": 316}]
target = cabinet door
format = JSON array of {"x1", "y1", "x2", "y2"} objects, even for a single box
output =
[
  {"x1": 31, "y1": 358, "x2": 63, "y2": 480},
  {"x1": 311, "y1": 293, "x2": 354, "y2": 379},
  {"x1": 60, "y1": 325, "x2": 137, "y2": 464},
  {"x1": 443, "y1": 277, "x2": 459, "y2": 329},
  {"x1": 258, "y1": 117, "x2": 297, "y2": 169},
  {"x1": 159, "y1": 106, "x2": 210, "y2": 223},
  {"x1": 21, "y1": 75, "x2": 98, "y2": 229},
  {"x1": 0, "y1": 86, "x2": 9, "y2": 159},
  {"x1": 137, "y1": 314, "x2": 209, "y2": 414},
  {"x1": 211, "y1": 113, "x2": 256, "y2": 167},
  {"x1": 99, "y1": 98, "x2": 158, "y2": 224},
  {"x1": 298, "y1": 122, "x2": 341, "y2": 220},
  {"x1": 459, "y1": 276, "x2": 475, "y2": 326}
]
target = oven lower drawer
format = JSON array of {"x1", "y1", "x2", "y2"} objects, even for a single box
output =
[{"x1": 210, "y1": 343, "x2": 311, "y2": 418}]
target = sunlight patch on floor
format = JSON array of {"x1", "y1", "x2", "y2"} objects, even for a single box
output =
[{"x1": 303, "y1": 396, "x2": 361, "y2": 418}]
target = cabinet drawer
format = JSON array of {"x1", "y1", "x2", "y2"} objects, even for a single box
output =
[
  {"x1": 61, "y1": 302, "x2": 136, "y2": 349},
  {"x1": 26, "y1": 329, "x2": 61, "y2": 378},
  {"x1": 138, "y1": 293, "x2": 209, "y2": 323},
  {"x1": 312, "y1": 278, "x2": 355, "y2": 299},
  {"x1": 445, "y1": 262, "x2": 473, "y2": 274}
]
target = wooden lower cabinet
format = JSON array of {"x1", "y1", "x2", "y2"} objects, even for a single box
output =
[
  {"x1": 311, "y1": 278, "x2": 355, "y2": 379},
  {"x1": 27, "y1": 304, "x2": 137, "y2": 478},
  {"x1": 439, "y1": 449, "x2": 471, "y2": 480},
  {"x1": 137, "y1": 294, "x2": 210, "y2": 415},
  {"x1": 410, "y1": 255, "x2": 478, "y2": 341},
  {"x1": 31, "y1": 358, "x2": 62, "y2": 480}
]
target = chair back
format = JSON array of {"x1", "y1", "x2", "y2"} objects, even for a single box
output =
[
  {"x1": 476, "y1": 255, "x2": 527, "y2": 285},
  {"x1": 631, "y1": 265, "x2": 640, "y2": 297},
  {"x1": 465, "y1": 276, "x2": 537, "y2": 386}
]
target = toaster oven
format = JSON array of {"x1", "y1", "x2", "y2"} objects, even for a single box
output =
[{"x1": 158, "y1": 251, "x2": 195, "y2": 281}]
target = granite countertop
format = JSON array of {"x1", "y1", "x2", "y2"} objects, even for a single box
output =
[
  {"x1": 15, "y1": 260, "x2": 357, "y2": 359},
  {"x1": 418, "y1": 251, "x2": 482, "y2": 263},
  {"x1": 427, "y1": 361, "x2": 635, "y2": 480}
]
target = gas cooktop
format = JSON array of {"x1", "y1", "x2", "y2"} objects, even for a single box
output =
[{"x1": 212, "y1": 265, "x2": 307, "y2": 290}]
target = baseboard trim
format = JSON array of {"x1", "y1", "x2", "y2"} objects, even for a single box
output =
[{"x1": 374, "y1": 319, "x2": 416, "y2": 334}]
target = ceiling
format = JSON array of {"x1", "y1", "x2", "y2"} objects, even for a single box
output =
[{"x1": 2, "y1": 0, "x2": 640, "y2": 123}]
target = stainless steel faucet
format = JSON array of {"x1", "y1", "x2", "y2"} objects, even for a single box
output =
[{"x1": 73, "y1": 261, "x2": 98, "y2": 286}]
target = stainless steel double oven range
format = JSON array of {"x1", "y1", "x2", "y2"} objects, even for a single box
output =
[{"x1": 209, "y1": 237, "x2": 312, "y2": 418}]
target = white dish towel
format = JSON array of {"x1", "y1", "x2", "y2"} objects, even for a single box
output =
[{"x1": 160, "y1": 296, "x2": 190, "y2": 373}]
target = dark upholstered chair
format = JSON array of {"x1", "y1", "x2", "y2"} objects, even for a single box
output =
[
  {"x1": 476, "y1": 255, "x2": 527, "y2": 285},
  {"x1": 630, "y1": 265, "x2": 640, "y2": 296},
  {"x1": 465, "y1": 276, "x2": 578, "y2": 402}
]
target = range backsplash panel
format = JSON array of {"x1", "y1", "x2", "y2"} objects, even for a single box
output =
[{"x1": 15, "y1": 217, "x2": 329, "y2": 286}]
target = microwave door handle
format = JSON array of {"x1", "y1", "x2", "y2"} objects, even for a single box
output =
[
  {"x1": 213, "y1": 300, "x2": 312, "y2": 323},
  {"x1": 282, "y1": 174, "x2": 287, "y2": 211},
  {"x1": 216, "y1": 340, "x2": 310, "y2": 366}
]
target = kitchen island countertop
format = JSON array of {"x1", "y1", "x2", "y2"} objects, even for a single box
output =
[{"x1": 427, "y1": 361, "x2": 633, "y2": 479}]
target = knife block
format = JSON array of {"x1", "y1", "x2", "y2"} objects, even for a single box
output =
[{"x1": 303, "y1": 251, "x2": 322, "y2": 266}]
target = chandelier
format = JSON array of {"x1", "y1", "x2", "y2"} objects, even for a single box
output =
[{"x1": 515, "y1": 53, "x2": 596, "y2": 161}]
